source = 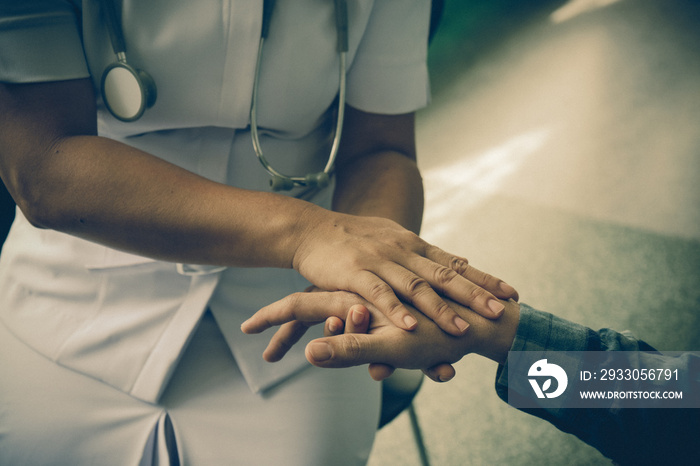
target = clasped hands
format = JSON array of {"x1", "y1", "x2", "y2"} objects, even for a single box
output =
[
  {"x1": 242, "y1": 279, "x2": 520, "y2": 382},
  {"x1": 244, "y1": 211, "x2": 519, "y2": 381}
]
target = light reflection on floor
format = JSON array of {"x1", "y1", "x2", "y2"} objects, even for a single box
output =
[
  {"x1": 423, "y1": 127, "x2": 551, "y2": 243},
  {"x1": 551, "y1": 0, "x2": 626, "y2": 24}
]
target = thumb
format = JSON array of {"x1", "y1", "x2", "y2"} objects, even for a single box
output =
[{"x1": 305, "y1": 333, "x2": 382, "y2": 368}]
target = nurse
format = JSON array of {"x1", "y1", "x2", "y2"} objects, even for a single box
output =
[{"x1": 0, "y1": 1, "x2": 517, "y2": 464}]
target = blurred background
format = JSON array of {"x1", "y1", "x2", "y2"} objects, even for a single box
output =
[{"x1": 369, "y1": 0, "x2": 700, "y2": 464}]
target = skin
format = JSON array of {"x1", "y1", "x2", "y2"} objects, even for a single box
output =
[
  {"x1": 0, "y1": 79, "x2": 517, "y2": 336},
  {"x1": 241, "y1": 291, "x2": 521, "y2": 382}
]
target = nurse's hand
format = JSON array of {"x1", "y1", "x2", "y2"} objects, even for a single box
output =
[{"x1": 292, "y1": 208, "x2": 518, "y2": 336}]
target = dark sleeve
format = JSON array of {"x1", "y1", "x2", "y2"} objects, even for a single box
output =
[{"x1": 494, "y1": 303, "x2": 700, "y2": 465}]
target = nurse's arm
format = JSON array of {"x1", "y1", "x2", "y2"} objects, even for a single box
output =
[
  {"x1": 0, "y1": 79, "x2": 508, "y2": 334},
  {"x1": 0, "y1": 78, "x2": 306, "y2": 268}
]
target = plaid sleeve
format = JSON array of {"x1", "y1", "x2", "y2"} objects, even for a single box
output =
[{"x1": 492, "y1": 303, "x2": 697, "y2": 465}]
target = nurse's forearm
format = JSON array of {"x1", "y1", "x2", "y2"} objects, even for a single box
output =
[
  {"x1": 331, "y1": 107, "x2": 423, "y2": 233},
  {"x1": 332, "y1": 150, "x2": 424, "y2": 234},
  {"x1": 0, "y1": 79, "x2": 307, "y2": 268},
  {"x1": 14, "y1": 134, "x2": 314, "y2": 268}
]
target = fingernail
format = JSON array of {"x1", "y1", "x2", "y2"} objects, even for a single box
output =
[
  {"x1": 351, "y1": 308, "x2": 365, "y2": 326},
  {"x1": 308, "y1": 342, "x2": 332, "y2": 362},
  {"x1": 328, "y1": 319, "x2": 340, "y2": 334},
  {"x1": 438, "y1": 374, "x2": 454, "y2": 383},
  {"x1": 499, "y1": 281, "x2": 516, "y2": 295},
  {"x1": 488, "y1": 299, "x2": 505, "y2": 317},
  {"x1": 453, "y1": 316, "x2": 469, "y2": 333},
  {"x1": 403, "y1": 315, "x2": 418, "y2": 329},
  {"x1": 240, "y1": 320, "x2": 251, "y2": 333}
]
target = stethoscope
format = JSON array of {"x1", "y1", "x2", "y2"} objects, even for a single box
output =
[{"x1": 101, "y1": 0, "x2": 349, "y2": 193}]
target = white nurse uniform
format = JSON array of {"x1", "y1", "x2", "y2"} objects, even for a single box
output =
[{"x1": 0, "y1": 1, "x2": 431, "y2": 464}]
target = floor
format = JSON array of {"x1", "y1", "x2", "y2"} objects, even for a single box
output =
[{"x1": 368, "y1": 0, "x2": 700, "y2": 464}]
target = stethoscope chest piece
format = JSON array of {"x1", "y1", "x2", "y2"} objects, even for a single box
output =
[{"x1": 101, "y1": 59, "x2": 157, "y2": 122}]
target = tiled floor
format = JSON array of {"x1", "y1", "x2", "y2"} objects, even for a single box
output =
[{"x1": 369, "y1": 0, "x2": 700, "y2": 464}]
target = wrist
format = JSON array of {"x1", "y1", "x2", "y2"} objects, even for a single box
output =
[
  {"x1": 475, "y1": 300, "x2": 520, "y2": 364},
  {"x1": 290, "y1": 202, "x2": 336, "y2": 271},
  {"x1": 333, "y1": 151, "x2": 423, "y2": 233}
]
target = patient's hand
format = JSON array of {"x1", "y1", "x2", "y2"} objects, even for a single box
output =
[{"x1": 241, "y1": 291, "x2": 520, "y2": 381}]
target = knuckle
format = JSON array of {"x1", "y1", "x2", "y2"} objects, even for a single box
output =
[
  {"x1": 343, "y1": 334, "x2": 365, "y2": 360},
  {"x1": 405, "y1": 275, "x2": 430, "y2": 295},
  {"x1": 383, "y1": 299, "x2": 405, "y2": 318},
  {"x1": 367, "y1": 280, "x2": 393, "y2": 303},
  {"x1": 344, "y1": 253, "x2": 366, "y2": 271},
  {"x1": 330, "y1": 290, "x2": 354, "y2": 306},
  {"x1": 285, "y1": 292, "x2": 304, "y2": 309},
  {"x1": 433, "y1": 266, "x2": 458, "y2": 289},
  {"x1": 404, "y1": 230, "x2": 423, "y2": 247},
  {"x1": 482, "y1": 273, "x2": 500, "y2": 291},
  {"x1": 449, "y1": 256, "x2": 470, "y2": 275},
  {"x1": 470, "y1": 268, "x2": 491, "y2": 286},
  {"x1": 386, "y1": 229, "x2": 423, "y2": 253},
  {"x1": 423, "y1": 242, "x2": 442, "y2": 258},
  {"x1": 468, "y1": 285, "x2": 488, "y2": 303},
  {"x1": 431, "y1": 300, "x2": 453, "y2": 320},
  {"x1": 284, "y1": 292, "x2": 306, "y2": 319}
]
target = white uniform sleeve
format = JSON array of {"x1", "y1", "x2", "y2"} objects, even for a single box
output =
[
  {"x1": 0, "y1": 0, "x2": 89, "y2": 83},
  {"x1": 345, "y1": 0, "x2": 431, "y2": 115}
]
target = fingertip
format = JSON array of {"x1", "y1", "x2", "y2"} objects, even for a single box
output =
[
  {"x1": 325, "y1": 316, "x2": 344, "y2": 336},
  {"x1": 402, "y1": 314, "x2": 418, "y2": 330},
  {"x1": 368, "y1": 363, "x2": 395, "y2": 381},
  {"x1": 438, "y1": 315, "x2": 470, "y2": 337},
  {"x1": 438, "y1": 368, "x2": 455, "y2": 382},
  {"x1": 453, "y1": 316, "x2": 470, "y2": 334},
  {"x1": 487, "y1": 299, "x2": 505, "y2": 318},
  {"x1": 240, "y1": 319, "x2": 252, "y2": 334},
  {"x1": 498, "y1": 281, "x2": 517, "y2": 298},
  {"x1": 262, "y1": 348, "x2": 282, "y2": 363},
  {"x1": 350, "y1": 305, "x2": 368, "y2": 326},
  {"x1": 241, "y1": 317, "x2": 266, "y2": 334},
  {"x1": 425, "y1": 364, "x2": 456, "y2": 382},
  {"x1": 305, "y1": 341, "x2": 333, "y2": 365}
]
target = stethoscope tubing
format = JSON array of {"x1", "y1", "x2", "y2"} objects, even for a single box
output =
[{"x1": 249, "y1": 38, "x2": 346, "y2": 188}]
